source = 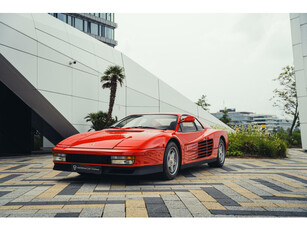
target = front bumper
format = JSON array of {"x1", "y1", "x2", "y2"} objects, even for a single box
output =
[
  {"x1": 53, "y1": 163, "x2": 163, "y2": 176},
  {"x1": 52, "y1": 146, "x2": 165, "y2": 175}
]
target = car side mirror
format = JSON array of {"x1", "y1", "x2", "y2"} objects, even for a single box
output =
[{"x1": 179, "y1": 116, "x2": 195, "y2": 123}]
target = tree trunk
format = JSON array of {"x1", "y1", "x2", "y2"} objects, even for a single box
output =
[
  {"x1": 289, "y1": 103, "x2": 298, "y2": 136},
  {"x1": 107, "y1": 79, "x2": 117, "y2": 124}
]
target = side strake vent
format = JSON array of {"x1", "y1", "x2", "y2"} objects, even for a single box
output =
[{"x1": 198, "y1": 139, "x2": 213, "y2": 158}]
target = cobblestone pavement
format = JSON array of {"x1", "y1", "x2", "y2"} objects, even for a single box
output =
[{"x1": 0, "y1": 149, "x2": 307, "y2": 217}]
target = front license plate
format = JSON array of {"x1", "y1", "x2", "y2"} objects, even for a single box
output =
[{"x1": 71, "y1": 164, "x2": 102, "y2": 174}]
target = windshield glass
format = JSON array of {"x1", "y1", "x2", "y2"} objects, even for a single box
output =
[{"x1": 111, "y1": 114, "x2": 178, "y2": 130}]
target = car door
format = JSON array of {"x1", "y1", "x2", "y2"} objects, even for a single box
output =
[{"x1": 175, "y1": 115, "x2": 206, "y2": 164}]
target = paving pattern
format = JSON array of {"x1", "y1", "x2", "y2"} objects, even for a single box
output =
[{"x1": 0, "y1": 148, "x2": 307, "y2": 217}]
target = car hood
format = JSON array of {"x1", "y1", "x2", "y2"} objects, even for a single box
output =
[{"x1": 56, "y1": 129, "x2": 168, "y2": 149}]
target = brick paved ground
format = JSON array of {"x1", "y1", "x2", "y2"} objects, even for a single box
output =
[{"x1": 0, "y1": 148, "x2": 307, "y2": 217}]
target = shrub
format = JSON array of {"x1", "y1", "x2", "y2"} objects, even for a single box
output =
[
  {"x1": 227, "y1": 125, "x2": 287, "y2": 158},
  {"x1": 85, "y1": 111, "x2": 118, "y2": 131}
]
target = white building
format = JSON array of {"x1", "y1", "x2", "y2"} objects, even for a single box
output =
[
  {"x1": 0, "y1": 14, "x2": 230, "y2": 154},
  {"x1": 290, "y1": 14, "x2": 307, "y2": 150}
]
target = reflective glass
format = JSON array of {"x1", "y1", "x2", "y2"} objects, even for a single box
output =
[
  {"x1": 100, "y1": 13, "x2": 106, "y2": 19},
  {"x1": 100, "y1": 25, "x2": 105, "y2": 36},
  {"x1": 91, "y1": 22, "x2": 98, "y2": 35},
  {"x1": 105, "y1": 26, "x2": 113, "y2": 39},
  {"x1": 58, "y1": 13, "x2": 66, "y2": 22},
  {"x1": 84, "y1": 21, "x2": 88, "y2": 32},
  {"x1": 75, "y1": 18, "x2": 83, "y2": 31}
]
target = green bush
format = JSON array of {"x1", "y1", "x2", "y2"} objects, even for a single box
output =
[
  {"x1": 273, "y1": 128, "x2": 301, "y2": 148},
  {"x1": 227, "y1": 125, "x2": 287, "y2": 158}
]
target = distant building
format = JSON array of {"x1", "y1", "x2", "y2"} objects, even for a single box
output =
[
  {"x1": 212, "y1": 109, "x2": 292, "y2": 132},
  {"x1": 49, "y1": 13, "x2": 117, "y2": 47}
]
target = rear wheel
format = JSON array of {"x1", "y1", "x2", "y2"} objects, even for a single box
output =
[
  {"x1": 163, "y1": 142, "x2": 180, "y2": 180},
  {"x1": 208, "y1": 138, "x2": 225, "y2": 167}
]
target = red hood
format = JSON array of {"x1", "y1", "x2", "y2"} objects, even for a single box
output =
[{"x1": 56, "y1": 128, "x2": 168, "y2": 149}]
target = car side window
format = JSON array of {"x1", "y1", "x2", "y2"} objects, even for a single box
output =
[
  {"x1": 195, "y1": 119, "x2": 204, "y2": 131},
  {"x1": 179, "y1": 115, "x2": 197, "y2": 133}
]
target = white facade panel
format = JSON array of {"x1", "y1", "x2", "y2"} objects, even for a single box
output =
[
  {"x1": 290, "y1": 13, "x2": 307, "y2": 150},
  {"x1": 126, "y1": 87, "x2": 159, "y2": 107},
  {"x1": 39, "y1": 90, "x2": 73, "y2": 122},
  {"x1": 290, "y1": 17, "x2": 301, "y2": 45},
  {"x1": 0, "y1": 22, "x2": 37, "y2": 56},
  {"x1": 298, "y1": 97, "x2": 307, "y2": 124},
  {"x1": 293, "y1": 44, "x2": 304, "y2": 70},
  {"x1": 37, "y1": 57, "x2": 73, "y2": 95},
  {"x1": 72, "y1": 97, "x2": 98, "y2": 125},
  {"x1": 0, "y1": 45, "x2": 38, "y2": 87},
  {"x1": 72, "y1": 69, "x2": 99, "y2": 100},
  {"x1": 122, "y1": 54, "x2": 159, "y2": 99},
  {"x1": 300, "y1": 24, "x2": 307, "y2": 57},
  {"x1": 0, "y1": 14, "x2": 37, "y2": 39},
  {"x1": 295, "y1": 70, "x2": 307, "y2": 97}
]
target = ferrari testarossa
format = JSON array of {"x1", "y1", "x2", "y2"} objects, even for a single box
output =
[{"x1": 53, "y1": 113, "x2": 228, "y2": 179}]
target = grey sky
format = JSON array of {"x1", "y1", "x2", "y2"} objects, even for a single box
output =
[{"x1": 115, "y1": 14, "x2": 293, "y2": 118}]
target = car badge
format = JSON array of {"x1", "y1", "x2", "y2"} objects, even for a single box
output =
[{"x1": 91, "y1": 142, "x2": 96, "y2": 146}]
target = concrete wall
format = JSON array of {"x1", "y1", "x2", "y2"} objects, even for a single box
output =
[
  {"x1": 0, "y1": 14, "x2": 230, "y2": 146},
  {"x1": 290, "y1": 14, "x2": 307, "y2": 150}
]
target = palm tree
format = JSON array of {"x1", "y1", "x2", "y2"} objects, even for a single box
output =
[{"x1": 101, "y1": 65, "x2": 125, "y2": 122}]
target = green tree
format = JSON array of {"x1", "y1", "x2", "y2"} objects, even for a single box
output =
[
  {"x1": 271, "y1": 66, "x2": 299, "y2": 136},
  {"x1": 85, "y1": 111, "x2": 118, "y2": 131},
  {"x1": 101, "y1": 65, "x2": 125, "y2": 123},
  {"x1": 219, "y1": 107, "x2": 231, "y2": 125},
  {"x1": 196, "y1": 94, "x2": 211, "y2": 111}
]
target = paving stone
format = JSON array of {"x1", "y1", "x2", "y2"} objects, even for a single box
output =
[
  {"x1": 168, "y1": 208, "x2": 192, "y2": 217},
  {"x1": 79, "y1": 208, "x2": 104, "y2": 217}
]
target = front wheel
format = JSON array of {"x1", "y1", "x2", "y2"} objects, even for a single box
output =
[
  {"x1": 163, "y1": 142, "x2": 180, "y2": 180},
  {"x1": 208, "y1": 138, "x2": 226, "y2": 167}
]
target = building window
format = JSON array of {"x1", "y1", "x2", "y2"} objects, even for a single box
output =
[
  {"x1": 67, "y1": 15, "x2": 72, "y2": 26},
  {"x1": 99, "y1": 13, "x2": 106, "y2": 19},
  {"x1": 75, "y1": 18, "x2": 83, "y2": 31},
  {"x1": 105, "y1": 26, "x2": 113, "y2": 39},
  {"x1": 106, "y1": 13, "x2": 111, "y2": 21},
  {"x1": 57, "y1": 13, "x2": 66, "y2": 22},
  {"x1": 84, "y1": 21, "x2": 88, "y2": 33},
  {"x1": 99, "y1": 25, "x2": 105, "y2": 37},
  {"x1": 90, "y1": 22, "x2": 98, "y2": 35}
]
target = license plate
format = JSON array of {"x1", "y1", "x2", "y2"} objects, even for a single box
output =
[{"x1": 71, "y1": 164, "x2": 102, "y2": 174}]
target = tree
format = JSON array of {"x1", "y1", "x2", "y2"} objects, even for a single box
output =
[
  {"x1": 196, "y1": 94, "x2": 211, "y2": 111},
  {"x1": 271, "y1": 66, "x2": 299, "y2": 136},
  {"x1": 219, "y1": 107, "x2": 231, "y2": 125},
  {"x1": 101, "y1": 65, "x2": 125, "y2": 123},
  {"x1": 85, "y1": 111, "x2": 118, "y2": 131}
]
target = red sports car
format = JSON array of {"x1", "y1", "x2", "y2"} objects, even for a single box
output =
[{"x1": 53, "y1": 113, "x2": 228, "y2": 179}]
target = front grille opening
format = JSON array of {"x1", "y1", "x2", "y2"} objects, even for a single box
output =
[
  {"x1": 198, "y1": 139, "x2": 213, "y2": 158},
  {"x1": 66, "y1": 154, "x2": 111, "y2": 164}
]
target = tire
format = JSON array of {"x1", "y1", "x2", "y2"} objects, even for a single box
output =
[
  {"x1": 208, "y1": 138, "x2": 226, "y2": 168},
  {"x1": 163, "y1": 142, "x2": 180, "y2": 180}
]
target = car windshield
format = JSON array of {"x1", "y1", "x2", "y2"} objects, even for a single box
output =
[{"x1": 110, "y1": 114, "x2": 178, "y2": 130}]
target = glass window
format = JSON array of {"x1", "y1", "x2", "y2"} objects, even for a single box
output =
[
  {"x1": 67, "y1": 16, "x2": 74, "y2": 26},
  {"x1": 106, "y1": 13, "x2": 111, "y2": 21},
  {"x1": 75, "y1": 18, "x2": 83, "y2": 31},
  {"x1": 112, "y1": 114, "x2": 178, "y2": 130},
  {"x1": 90, "y1": 22, "x2": 98, "y2": 35},
  {"x1": 195, "y1": 119, "x2": 204, "y2": 131},
  {"x1": 84, "y1": 21, "x2": 88, "y2": 32},
  {"x1": 57, "y1": 13, "x2": 66, "y2": 22},
  {"x1": 100, "y1": 13, "x2": 106, "y2": 19},
  {"x1": 99, "y1": 25, "x2": 105, "y2": 36},
  {"x1": 180, "y1": 122, "x2": 197, "y2": 133},
  {"x1": 105, "y1": 26, "x2": 113, "y2": 39}
]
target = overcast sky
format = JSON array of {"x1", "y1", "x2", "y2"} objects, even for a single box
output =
[{"x1": 115, "y1": 14, "x2": 293, "y2": 118}]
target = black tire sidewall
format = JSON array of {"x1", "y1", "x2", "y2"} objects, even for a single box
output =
[{"x1": 163, "y1": 142, "x2": 180, "y2": 180}]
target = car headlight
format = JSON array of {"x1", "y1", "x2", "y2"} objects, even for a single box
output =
[
  {"x1": 111, "y1": 156, "x2": 135, "y2": 165},
  {"x1": 53, "y1": 153, "x2": 66, "y2": 162}
]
